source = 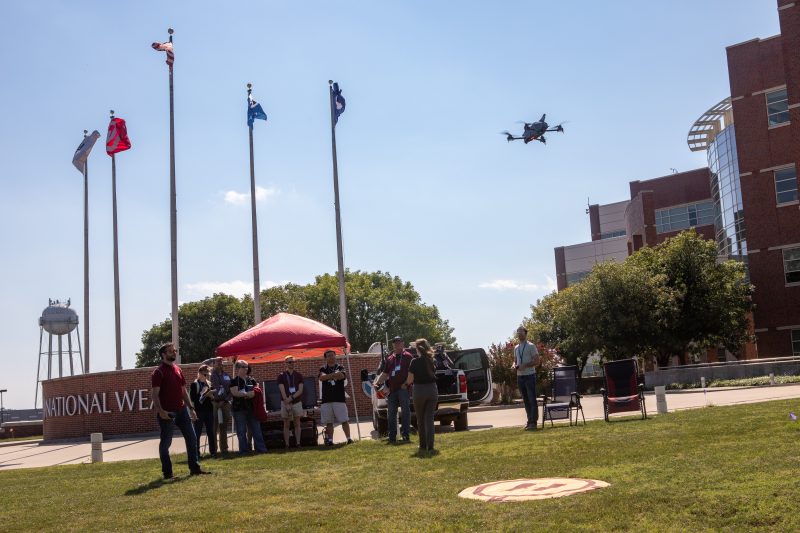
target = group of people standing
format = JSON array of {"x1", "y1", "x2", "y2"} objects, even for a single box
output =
[
  {"x1": 150, "y1": 344, "x2": 354, "y2": 479},
  {"x1": 373, "y1": 336, "x2": 442, "y2": 453}
]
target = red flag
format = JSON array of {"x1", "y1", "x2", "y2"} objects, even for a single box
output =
[{"x1": 106, "y1": 117, "x2": 131, "y2": 156}]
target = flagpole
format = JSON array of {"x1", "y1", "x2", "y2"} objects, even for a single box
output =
[
  {"x1": 247, "y1": 83, "x2": 261, "y2": 325},
  {"x1": 167, "y1": 27, "x2": 180, "y2": 361},
  {"x1": 110, "y1": 111, "x2": 122, "y2": 371},
  {"x1": 82, "y1": 130, "x2": 90, "y2": 374},
  {"x1": 328, "y1": 80, "x2": 360, "y2": 439},
  {"x1": 328, "y1": 81, "x2": 349, "y2": 341}
]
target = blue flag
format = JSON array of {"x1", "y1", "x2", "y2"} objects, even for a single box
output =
[
  {"x1": 247, "y1": 94, "x2": 267, "y2": 127},
  {"x1": 331, "y1": 82, "x2": 345, "y2": 125}
]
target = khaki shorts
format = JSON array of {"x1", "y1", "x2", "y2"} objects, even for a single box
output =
[
  {"x1": 280, "y1": 401, "x2": 304, "y2": 419},
  {"x1": 320, "y1": 402, "x2": 349, "y2": 425}
]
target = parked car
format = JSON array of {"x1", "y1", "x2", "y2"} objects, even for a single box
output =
[{"x1": 361, "y1": 347, "x2": 492, "y2": 436}]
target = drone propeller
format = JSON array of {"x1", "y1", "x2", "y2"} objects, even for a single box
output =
[{"x1": 499, "y1": 131, "x2": 515, "y2": 142}]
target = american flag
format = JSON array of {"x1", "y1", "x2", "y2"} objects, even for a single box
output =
[{"x1": 151, "y1": 41, "x2": 174, "y2": 69}]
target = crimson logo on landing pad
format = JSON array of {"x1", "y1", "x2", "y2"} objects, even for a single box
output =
[{"x1": 458, "y1": 478, "x2": 609, "y2": 502}]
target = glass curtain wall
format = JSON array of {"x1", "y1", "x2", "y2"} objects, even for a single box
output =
[{"x1": 708, "y1": 124, "x2": 748, "y2": 271}]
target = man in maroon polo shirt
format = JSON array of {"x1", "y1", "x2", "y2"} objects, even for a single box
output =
[
  {"x1": 373, "y1": 336, "x2": 414, "y2": 443},
  {"x1": 151, "y1": 342, "x2": 208, "y2": 479}
]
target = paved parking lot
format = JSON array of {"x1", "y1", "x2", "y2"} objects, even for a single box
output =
[{"x1": 2, "y1": 384, "x2": 799, "y2": 470}]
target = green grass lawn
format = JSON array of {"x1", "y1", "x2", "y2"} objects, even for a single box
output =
[{"x1": 2, "y1": 400, "x2": 800, "y2": 532}]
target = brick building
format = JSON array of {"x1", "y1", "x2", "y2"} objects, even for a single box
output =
[
  {"x1": 554, "y1": 167, "x2": 714, "y2": 291},
  {"x1": 555, "y1": 0, "x2": 800, "y2": 358},
  {"x1": 721, "y1": 0, "x2": 800, "y2": 357}
]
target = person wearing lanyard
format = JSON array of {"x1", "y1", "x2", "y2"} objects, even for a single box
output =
[
  {"x1": 319, "y1": 350, "x2": 354, "y2": 446},
  {"x1": 514, "y1": 326, "x2": 541, "y2": 430},
  {"x1": 230, "y1": 360, "x2": 267, "y2": 454},
  {"x1": 278, "y1": 356, "x2": 305, "y2": 449},
  {"x1": 373, "y1": 336, "x2": 414, "y2": 443},
  {"x1": 190, "y1": 364, "x2": 217, "y2": 459},
  {"x1": 209, "y1": 357, "x2": 233, "y2": 454}
]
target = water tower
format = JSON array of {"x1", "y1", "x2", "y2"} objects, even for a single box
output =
[{"x1": 35, "y1": 299, "x2": 83, "y2": 408}]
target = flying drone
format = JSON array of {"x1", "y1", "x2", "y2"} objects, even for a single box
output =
[{"x1": 501, "y1": 114, "x2": 565, "y2": 145}]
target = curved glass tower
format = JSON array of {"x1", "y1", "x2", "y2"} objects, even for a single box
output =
[
  {"x1": 688, "y1": 97, "x2": 747, "y2": 270},
  {"x1": 708, "y1": 124, "x2": 747, "y2": 263}
]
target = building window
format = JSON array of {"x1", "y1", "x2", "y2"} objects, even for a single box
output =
[
  {"x1": 566, "y1": 271, "x2": 590, "y2": 286},
  {"x1": 793, "y1": 330, "x2": 800, "y2": 356},
  {"x1": 600, "y1": 229, "x2": 626, "y2": 240},
  {"x1": 784, "y1": 247, "x2": 800, "y2": 284},
  {"x1": 655, "y1": 201, "x2": 715, "y2": 234},
  {"x1": 775, "y1": 166, "x2": 798, "y2": 204},
  {"x1": 766, "y1": 88, "x2": 789, "y2": 126}
]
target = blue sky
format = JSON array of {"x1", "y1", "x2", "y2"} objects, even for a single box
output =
[{"x1": 0, "y1": 1, "x2": 780, "y2": 408}]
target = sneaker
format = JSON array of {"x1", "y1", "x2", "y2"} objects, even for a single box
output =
[
  {"x1": 163, "y1": 473, "x2": 175, "y2": 481},
  {"x1": 346, "y1": 439, "x2": 354, "y2": 445},
  {"x1": 402, "y1": 436, "x2": 410, "y2": 443},
  {"x1": 325, "y1": 439, "x2": 334, "y2": 446}
]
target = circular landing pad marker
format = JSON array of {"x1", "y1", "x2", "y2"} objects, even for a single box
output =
[{"x1": 458, "y1": 477, "x2": 609, "y2": 502}]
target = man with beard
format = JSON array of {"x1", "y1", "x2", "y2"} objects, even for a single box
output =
[{"x1": 151, "y1": 342, "x2": 209, "y2": 479}]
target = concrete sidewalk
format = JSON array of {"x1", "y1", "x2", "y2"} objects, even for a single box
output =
[{"x1": 1, "y1": 384, "x2": 799, "y2": 471}]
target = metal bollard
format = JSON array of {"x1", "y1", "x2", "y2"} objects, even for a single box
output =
[
  {"x1": 654, "y1": 386, "x2": 668, "y2": 414},
  {"x1": 700, "y1": 376, "x2": 706, "y2": 388},
  {"x1": 769, "y1": 373, "x2": 775, "y2": 386},
  {"x1": 90, "y1": 432, "x2": 103, "y2": 463}
]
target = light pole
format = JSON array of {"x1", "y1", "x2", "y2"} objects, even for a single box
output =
[{"x1": 0, "y1": 389, "x2": 7, "y2": 425}]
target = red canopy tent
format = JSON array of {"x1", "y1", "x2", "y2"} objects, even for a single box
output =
[{"x1": 215, "y1": 312, "x2": 348, "y2": 364}]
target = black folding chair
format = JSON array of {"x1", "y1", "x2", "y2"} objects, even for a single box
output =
[{"x1": 540, "y1": 365, "x2": 585, "y2": 428}]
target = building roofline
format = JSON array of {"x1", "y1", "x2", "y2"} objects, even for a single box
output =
[
  {"x1": 725, "y1": 34, "x2": 780, "y2": 49},
  {"x1": 629, "y1": 167, "x2": 709, "y2": 186}
]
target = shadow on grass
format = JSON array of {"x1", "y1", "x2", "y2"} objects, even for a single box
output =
[
  {"x1": 125, "y1": 475, "x2": 189, "y2": 496},
  {"x1": 603, "y1": 416, "x2": 652, "y2": 425},
  {"x1": 410, "y1": 449, "x2": 440, "y2": 459}
]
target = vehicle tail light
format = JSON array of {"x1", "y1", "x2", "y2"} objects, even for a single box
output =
[{"x1": 459, "y1": 374, "x2": 467, "y2": 394}]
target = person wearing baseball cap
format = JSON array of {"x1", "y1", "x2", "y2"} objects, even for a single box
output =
[{"x1": 373, "y1": 336, "x2": 414, "y2": 443}]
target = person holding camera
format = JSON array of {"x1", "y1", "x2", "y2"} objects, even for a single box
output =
[
  {"x1": 151, "y1": 342, "x2": 207, "y2": 479},
  {"x1": 190, "y1": 364, "x2": 217, "y2": 459},
  {"x1": 209, "y1": 357, "x2": 233, "y2": 454},
  {"x1": 373, "y1": 336, "x2": 414, "y2": 443},
  {"x1": 406, "y1": 338, "x2": 439, "y2": 452},
  {"x1": 230, "y1": 360, "x2": 267, "y2": 454}
]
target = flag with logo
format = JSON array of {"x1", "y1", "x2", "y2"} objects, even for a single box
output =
[
  {"x1": 151, "y1": 41, "x2": 174, "y2": 70},
  {"x1": 72, "y1": 130, "x2": 101, "y2": 172},
  {"x1": 331, "y1": 82, "x2": 345, "y2": 125},
  {"x1": 106, "y1": 118, "x2": 131, "y2": 156},
  {"x1": 247, "y1": 94, "x2": 267, "y2": 127}
]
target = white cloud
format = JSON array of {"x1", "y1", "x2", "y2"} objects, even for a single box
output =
[
  {"x1": 478, "y1": 276, "x2": 557, "y2": 292},
  {"x1": 223, "y1": 186, "x2": 279, "y2": 206},
  {"x1": 185, "y1": 279, "x2": 285, "y2": 298}
]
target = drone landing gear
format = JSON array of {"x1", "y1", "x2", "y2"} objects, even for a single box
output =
[{"x1": 539, "y1": 136, "x2": 546, "y2": 144}]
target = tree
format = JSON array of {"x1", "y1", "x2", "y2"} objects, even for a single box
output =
[
  {"x1": 627, "y1": 230, "x2": 753, "y2": 366},
  {"x1": 136, "y1": 270, "x2": 457, "y2": 367},
  {"x1": 488, "y1": 341, "x2": 516, "y2": 404},
  {"x1": 303, "y1": 271, "x2": 457, "y2": 353},
  {"x1": 525, "y1": 290, "x2": 593, "y2": 375},
  {"x1": 136, "y1": 293, "x2": 252, "y2": 367}
]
